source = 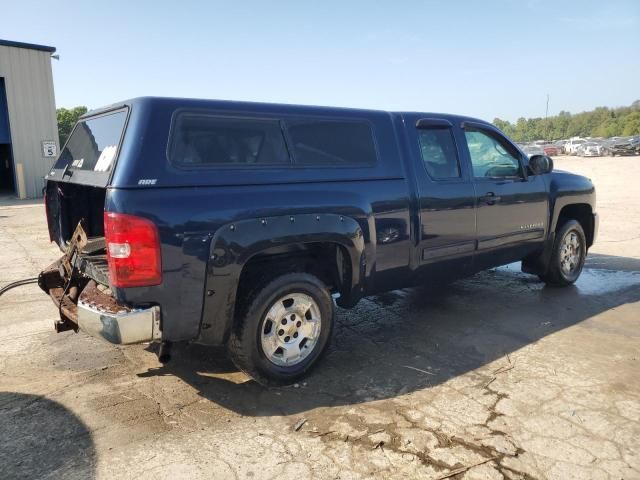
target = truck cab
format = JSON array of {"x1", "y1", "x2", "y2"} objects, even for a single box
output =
[{"x1": 39, "y1": 97, "x2": 597, "y2": 384}]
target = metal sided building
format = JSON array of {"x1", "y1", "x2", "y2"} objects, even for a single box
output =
[{"x1": 0, "y1": 39, "x2": 59, "y2": 199}]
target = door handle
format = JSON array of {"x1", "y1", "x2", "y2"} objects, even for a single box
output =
[{"x1": 482, "y1": 192, "x2": 501, "y2": 205}]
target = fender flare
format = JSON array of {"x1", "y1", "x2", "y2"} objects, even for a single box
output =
[
  {"x1": 197, "y1": 213, "x2": 366, "y2": 345},
  {"x1": 549, "y1": 195, "x2": 592, "y2": 233},
  {"x1": 523, "y1": 191, "x2": 595, "y2": 277},
  {"x1": 546, "y1": 174, "x2": 596, "y2": 235}
]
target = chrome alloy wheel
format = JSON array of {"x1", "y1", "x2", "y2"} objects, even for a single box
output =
[
  {"x1": 560, "y1": 230, "x2": 582, "y2": 275},
  {"x1": 260, "y1": 293, "x2": 322, "y2": 367}
]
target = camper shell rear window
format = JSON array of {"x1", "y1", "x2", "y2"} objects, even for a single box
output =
[{"x1": 50, "y1": 108, "x2": 129, "y2": 187}]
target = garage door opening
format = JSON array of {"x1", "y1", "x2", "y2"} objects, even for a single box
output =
[
  {"x1": 0, "y1": 77, "x2": 16, "y2": 195},
  {"x1": 0, "y1": 144, "x2": 15, "y2": 194}
]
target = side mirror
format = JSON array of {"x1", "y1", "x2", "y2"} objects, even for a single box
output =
[{"x1": 528, "y1": 155, "x2": 554, "y2": 175}]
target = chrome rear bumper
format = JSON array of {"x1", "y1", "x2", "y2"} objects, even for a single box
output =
[
  {"x1": 39, "y1": 259, "x2": 162, "y2": 345},
  {"x1": 77, "y1": 299, "x2": 161, "y2": 345}
]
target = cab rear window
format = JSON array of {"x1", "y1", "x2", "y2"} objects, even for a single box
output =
[{"x1": 55, "y1": 110, "x2": 127, "y2": 173}]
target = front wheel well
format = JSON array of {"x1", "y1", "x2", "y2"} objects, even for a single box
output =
[{"x1": 556, "y1": 203, "x2": 594, "y2": 247}]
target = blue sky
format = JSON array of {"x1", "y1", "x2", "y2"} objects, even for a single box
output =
[{"x1": 2, "y1": 0, "x2": 639, "y2": 121}]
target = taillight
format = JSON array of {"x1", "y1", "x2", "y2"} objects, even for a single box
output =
[{"x1": 104, "y1": 212, "x2": 162, "y2": 287}]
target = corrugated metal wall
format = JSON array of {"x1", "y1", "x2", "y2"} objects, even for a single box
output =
[{"x1": 0, "y1": 45, "x2": 58, "y2": 198}]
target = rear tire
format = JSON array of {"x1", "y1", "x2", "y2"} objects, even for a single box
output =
[
  {"x1": 228, "y1": 272, "x2": 334, "y2": 385},
  {"x1": 539, "y1": 219, "x2": 586, "y2": 287}
]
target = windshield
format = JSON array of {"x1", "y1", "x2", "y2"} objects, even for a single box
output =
[{"x1": 55, "y1": 110, "x2": 127, "y2": 173}]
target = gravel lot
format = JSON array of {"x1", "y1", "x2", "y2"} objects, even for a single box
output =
[{"x1": 1, "y1": 156, "x2": 639, "y2": 480}]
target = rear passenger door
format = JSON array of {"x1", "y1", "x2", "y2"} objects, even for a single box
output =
[
  {"x1": 406, "y1": 117, "x2": 477, "y2": 277},
  {"x1": 461, "y1": 123, "x2": 548, "y2": 268}
]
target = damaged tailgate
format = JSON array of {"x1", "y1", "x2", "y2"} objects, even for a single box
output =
[{"x1": 38, "y1": 224, "x2": 161, "y2": 344}]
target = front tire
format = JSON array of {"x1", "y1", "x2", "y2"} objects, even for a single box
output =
[
  {"x1": 539, "y1": 220, "x2": 586, "y2": 286},
  {"x1": 229, "y1": 272, "x2": 334, "y2": 385}
]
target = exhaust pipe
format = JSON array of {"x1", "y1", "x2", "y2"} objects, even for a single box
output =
[{"x1": 158, "y1": 341, "x2": 172, "y2": 363}]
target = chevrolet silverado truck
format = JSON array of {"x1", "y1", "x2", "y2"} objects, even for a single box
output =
[{"x1": 39, "y1": 97, "x2": 598, "y2": 384}]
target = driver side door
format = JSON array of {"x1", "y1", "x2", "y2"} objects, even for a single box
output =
[{"x1": 461, "y1": 122, "x2": 549, "y2": 269}]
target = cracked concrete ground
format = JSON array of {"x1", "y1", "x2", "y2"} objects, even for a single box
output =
[{"x1": 1, "y1": 156, "x2": 639, "y2": 480}]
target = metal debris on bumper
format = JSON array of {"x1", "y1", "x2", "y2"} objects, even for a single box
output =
[
  {"x1": 77, "y1": 281, "x2": 161, "y2": 344},
  {"x1": 39, "y1": 260, "x2": 161, "y2": 344}
]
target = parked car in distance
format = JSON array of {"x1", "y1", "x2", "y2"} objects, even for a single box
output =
[
  {"x1": 522, "y1": 145, "x2": 545, "y2": 158},
  {"x1": 609, "y1": 136, "x2": 640, "y2": 156},
  {"x1": 565, "y1": 138, "x2": 587, "y2": 155},
  {"x1": 554, "y1": 140, "x2": 568, "y2": 154},
  {"x1": 578, "y1": 142, "x2": 606, "y2": 157},
  {"x1": 38, "y1": 97, "x2": 598, "y2": 384},
  {"x1": 542, "y1": 144, "x2": 559, "y2": 156}
]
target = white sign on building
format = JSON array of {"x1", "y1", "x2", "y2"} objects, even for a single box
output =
[{"x1": 42, "y1": 140, "x2": 57, "y2": 158}]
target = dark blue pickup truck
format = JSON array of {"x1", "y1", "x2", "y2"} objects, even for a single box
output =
[{"x1": 39, "y1": 97, "x2": 597, "y2": 384}]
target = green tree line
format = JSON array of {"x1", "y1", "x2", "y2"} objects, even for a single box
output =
[
  {"x1": 493, "y1": 100, "x2": 640, "y2": 143},
  {"x1": 56, "y1": 101, "x2": 640, "y2": 147},
  {"x1": 56, "y1": 106, "x2": 87, "y2": 146}
]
